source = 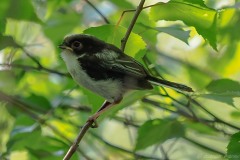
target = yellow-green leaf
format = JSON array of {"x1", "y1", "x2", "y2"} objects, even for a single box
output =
[{"x1": 150, "y1": 0, "x2": 217, "y2": 49}]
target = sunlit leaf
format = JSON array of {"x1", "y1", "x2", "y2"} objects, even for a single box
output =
[
  {"x1": 149, "y1": 0, "x2": 217, "y2": 49},
  {"x1": 110, "y1": 0, "x2": 134, "y2": 9},
  {"x1": 135, "y1": 119, "x2": 185, "y2": 151},
  {"x1": 227, "y1": 132, "x2": 240, "y2": 160},
  {"x1": 83, "y1": 25, "x2": 146, "y2": 58},
  {"x1": 230, "y1": 111, "x2": 240, "y2": 119}
]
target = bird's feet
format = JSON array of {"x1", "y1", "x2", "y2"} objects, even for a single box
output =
[{"x1": 87, "y1": 115, "x2": 98, "y2": 128}]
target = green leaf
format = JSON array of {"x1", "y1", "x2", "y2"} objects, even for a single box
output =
[
  {"x1": 0, "y1": 34, "x2": 19, "y2": 50},
  {"x1": 139, "y1": 23, "x2": 190, "y2": 44},
  {"x1": 107, "y1": 90, "x2": 152, "y2": 118},
  {"x1": 1, "y1": 0, "x2": 41, "y2": 23},
  {"x1": 200, "y1": 79, "x2": 240, "y2": 107},
  {"x1": 230, "y1": 111, "x2": 240, "y2": 119},
  {"x1": 7, "y1": 124, "x2": 41, "y2": 151},
  {"x1": 149, "y1": 0, "x2": 217, "y2": 49},
  {"x1": 206, "y1": 79, "x2": 240, "y2": 94},
  {"x1": 135, "y1": 119, "x2": 185, "y2": 151},
  {"x1": 185, "y1": 121, "x2": 216, "y2": 135},
  {"x1": 43, "y1": 8, "x2": 80, "y2": 45},
  {"x1": 156, "y1": 26, "x2": 190, "y2": 44},
  {"x1": 22, "y1": 94, "x2": 52, "y2": 113},
  {"x1": 83, "y1": 25, "x2": 146, "y2": 58},
  {"x1": 26, "y1": 136, "x2": 69, "y2": 160},
  {"x1": 110, "y1": 0, "x2": 134, "y2": 9},
  {"x1": 227, "y1": 132, "x2": 240, "y2": 160}
]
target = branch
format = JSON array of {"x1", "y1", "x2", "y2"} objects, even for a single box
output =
[
  {"x1": 142, "y1": 97, "x2": 232, "y2": 136},
  {"x1": 84, "y1": 0, "x2": 110, "y2": 24},
  {"x1": 63, "y1": 121, "x2": 94, "y2": 160},
  {"x1": 113, "y1": 115, "x2": 225, "y2": 156},
  {"x1": 90, "y1": 131, "x2": 163, "y2": 160},
  {"x1": 121, "y1": 0, "x2": 145, "y2": 51},
  {"x1": 116, "y1": 4, "x2": 159, "y2": 27},
  {"x1": 0, "y1": 63, "x2": 68, "y2": 77},
  {"x1": 183, "y1": 137, "x2": 225, "y2": 156},
  {"x1": 192, "y1": 99, "x2": 240, "y2": 130}
]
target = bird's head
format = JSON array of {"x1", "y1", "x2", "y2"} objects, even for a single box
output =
[{"x1": 59, "y1": 34, "x2": 106, "y2": 56}]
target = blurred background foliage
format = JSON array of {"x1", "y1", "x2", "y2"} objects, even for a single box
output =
[{"x1": 0, "y1": 0, "x2": 240, "y2": 159}]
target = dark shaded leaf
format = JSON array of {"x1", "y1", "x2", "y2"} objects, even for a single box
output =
[
  {"x1": 135, "y1": 119, "x2": 185, "y2": 151},
  {"x1": 1, "y1": 0, "x2": 41, "y2": 23},
  {"x1": 206, "y1": 79, "x2": 240, "y2": 94},
  {"x1": 0, "y1": 34, "x2": 19, "y2": 50},
  {"x1": 22, "y1": 94, "x2": 52, "y2": 113},
  {"x1": 7, "y1": 124, "x2": 41, "y2": 151},
  {"x1": 227, "y1": 132, "x2": 240, "y2": 160},
  {"x1": 200, "y1": 79, "x2": 240, "y2": 107}
]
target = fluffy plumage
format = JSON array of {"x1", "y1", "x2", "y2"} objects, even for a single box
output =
[{"x1": 59, "y1": 34, "x2": 193, "y2": 103}]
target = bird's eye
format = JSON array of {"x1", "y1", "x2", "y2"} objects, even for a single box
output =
[{"x1": 71, "y1": 41, "x2": 82, "y2": 50}]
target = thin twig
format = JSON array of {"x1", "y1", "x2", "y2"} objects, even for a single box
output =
[
  {"x1": 116, "y1": 4, "x2": 159, "y2": 27},
  {"x1": 84, "y1": 0, "x2": 110, "y2": 24},
  {"x1": 63, "y1": 121, "x2": 94, "y2": 160},
  {"x1": 183, "y1": 137, "x2": 225, "y2": 156},
  {"x1": 0, "y1": 63, "x2": 68, "y2": 77},
  {"x1": 192, "y1": 99, "x2": 240, "y2": 130},
  {"x1": 159, "y1": 145, "x2": 169, "y2": 160},
  {"x1": 90, "y1": 131, "x2": 163, "y2": 160},
  {"x1": 113, "y1": 115, "x2": 226, "y2": 156},
  {"x1": 142, "y1": 97, "x2": 232, "y2": 135},
  {"x1": 121, "y1": 0, "x2": 146, "y2": 51}
]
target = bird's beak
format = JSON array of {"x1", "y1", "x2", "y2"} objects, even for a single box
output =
[{"x1": 58, "y1": 44, "x2": 73, "y2": 52}]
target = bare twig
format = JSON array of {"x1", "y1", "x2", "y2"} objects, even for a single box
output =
[
  {"x1": 116, "y1": 4, "x2": 159, "y2": 27},
  {"x1": 63, "y1": 121, "x2": 94, "y2": 160},
  {"x1": 192, "y1": 99, "x2": 240, "y2": 130},
  {"x1": 90, "y1": 131, "x2": 163, "y2": 160},
  {"x1": 183, "y1": 137, "x2": 225, "y2": 156},
  {"x1": 0, "y1": 63, "x2": 68, "y2": 77},
  {"x1": 142, "y1": 97, "x2": 232, "y2": 136},
  {"x1": 113, "y1": 116, "x2": 225, "y2": 156},
  {"x1": 84, "y1": 0, "x2": 110, "y2": 24},
  {"x1": 121, "y1": 0, "x2": 146, "y2": 51}
]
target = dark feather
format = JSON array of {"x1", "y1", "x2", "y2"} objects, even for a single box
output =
[{"x1": 78, "y1": 53, "x2": 153, "y2": 90}]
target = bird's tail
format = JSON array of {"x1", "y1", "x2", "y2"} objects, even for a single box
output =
[{"x1": 147, "y1": 76, "x2": 193, "y2": 92}]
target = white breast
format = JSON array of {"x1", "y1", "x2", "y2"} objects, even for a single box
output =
[{"x1": 61, "y1": 50, "x2": 123, "y2": 103}]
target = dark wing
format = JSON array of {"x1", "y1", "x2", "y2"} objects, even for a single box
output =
[
  {"x1": 103, "y1": 55, "x2": 148, "y2": 78},
  {"x1": 78, "y1": 53, "x2": 153, "y2": 90}
]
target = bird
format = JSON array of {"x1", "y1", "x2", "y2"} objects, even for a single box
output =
[{"x1": 59, "y1": 34, "x2": 193, "y2": 127}]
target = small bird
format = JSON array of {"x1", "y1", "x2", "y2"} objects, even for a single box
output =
[{"x1": 59, "y1": 34, "x2": 193, "y2": 126}]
